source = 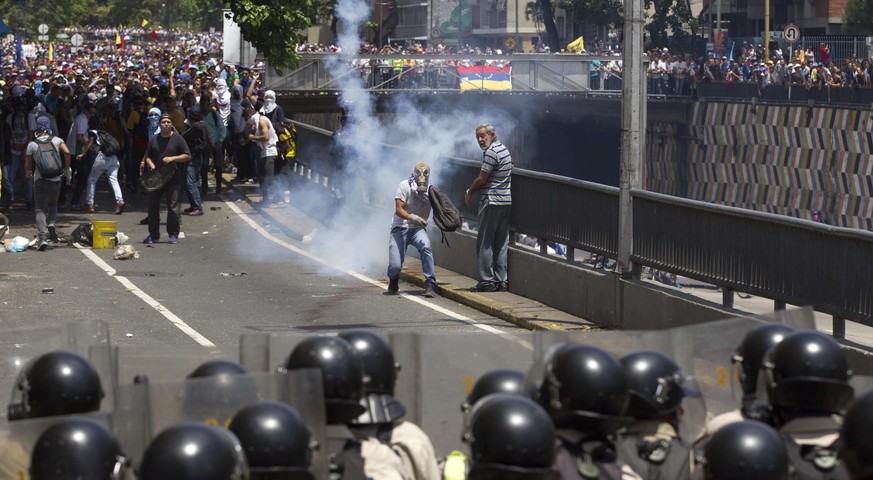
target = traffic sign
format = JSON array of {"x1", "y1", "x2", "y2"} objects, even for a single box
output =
[
  {"x1": 70, "y1": 33, "x2": 83, "y2": 46},
  {"x1": 38, "y1": 24, "x2": 48, "y2": 35},
  {"x1": 784, "y1": 24, "x2": 800, "y2": 43},
  {"x1": 37, "y1": 35, "x2": 48, "y2": 42}
]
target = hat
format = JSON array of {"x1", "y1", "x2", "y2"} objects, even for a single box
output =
[
  {"x1": 187, "y1": 105, "x2": 202, "y2": 120},
  {"x1": 767, "y1": 60, "x2": 774, "y2": 65},
  {"x1": 148, "y1": 107, "x2": 161, "y2": 117},
  {"x1": 35, "y1": 116, "x2": 51, "y2": 132},
  {"x1": 159, "y1": 112, "x2": 171, "y2": 120}
]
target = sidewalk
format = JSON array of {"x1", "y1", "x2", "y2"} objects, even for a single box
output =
[{"x1": 224, "y1": 176, "x2": 873, "y2": 350}]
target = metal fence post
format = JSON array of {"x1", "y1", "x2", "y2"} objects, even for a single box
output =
[
  {"x1": 722, "y1": 288, "x2": 734, "y2": 308},
  {"x1": 833, "y1": 315, "x2": 846, "y2": 339}
]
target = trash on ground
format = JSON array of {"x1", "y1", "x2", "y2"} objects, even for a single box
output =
[
  {"x1": 5, "y1": 236, "x2": 29, "y2": 252},
  {"x1": 302, "y1": 229, "x2": 318, "y2": 245},
  {"x1": 41, "y1": 288, "x2": 54, "y2": 294},
  {"x1": 202, "y1": 231, "x2": 209, "y2": 235},
  {"x1": 116, "y1": 232, "x2": 129, "y2": 245},
  {"x1": 178, "y1": 232, "x2": 186, "y2": 239},
  {"x1": 219, "y1": 272, "x2": 248, "y2": 277},
  {"x1": 113, "y1": 245, "x2": 139, "y2": 260},
  {"x1": 210, "y1": 206, "x2": 222, "y2": 211},
  {"x1": 126, "y1": 333, "x2": 133, "y2": 338}
]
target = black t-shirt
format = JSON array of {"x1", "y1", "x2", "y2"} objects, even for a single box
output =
[{"x1": 147, "y1": 132, "x2": 191, "y2": 183}]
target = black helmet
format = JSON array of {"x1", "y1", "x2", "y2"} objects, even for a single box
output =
[
  {"x1": 464, "y1": 394, "x2": 559, "y2": 480},
  {"x1": 139, "y1": 422, "x2": 249, "y2": 480},
  {"x1": 702, "y1": 420, "x2": 789, "y2": 480},
  {"x1": 533, "y1": 343, "x2": 630, "y2": 432},
  {"x1": 188, "y1": 359, "x2": 249, "y2": 379},
  {"x1": 30, "y1": 418, "x2": 129, "y2": 480},
  {"x1": 337, "y1": 330, "x2": 406, "y2": 424},
  {"x1": 841, "y1": 389, "x2": 873, "y2": 479},
  {"x1": 620, "y1": 350, "x2": 687, "y2": 419},
  {"x1": 732, "y1": 323, "x2": 795, "y2": 396},
  {"x1": 463, "y1": 369, "x2": 526, "y2": 413},
  {"x1": 763, "y1": 330, "x2": 853, "y2": 417},
  {"x1": 229, "y1": 401, "x2": 316, "y2": 479},
  {"x1": 8, "y1": 350, "x2": 104, "y2": 420},
  {"x1": 284, "y1": 336, "x2": 365, "y2": 424}
]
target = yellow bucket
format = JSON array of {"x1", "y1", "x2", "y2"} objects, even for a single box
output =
[{"x1": 92, "y1": 221, "x2": 117, "y2": 249}]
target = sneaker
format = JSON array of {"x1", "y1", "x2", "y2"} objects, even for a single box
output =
[
  {"x1": 187, "y1": 209, "x2": 204, "y2": 216},
  {"x1": 471, "y1": 282, "x2": 497, "y2": 292},
  {"x1": 387, "y1": 278, "x2": 399, "y2": 294},
  {"x1": 142, "y1": 235, "x2": 159, "y2": 244},
  {"x1": 245, "y1": 179, "x2": 255, "y2": 185},
  {"x1": 183, "y1": 207, "x2": 194, "y2": 213},
  {"x1": 47, "y1": 224, "x2": 59, "y2": 243},
  {"x1": 424, "y1": 281, "x2": 437, "y2": 298},
  {"x1": 86, "y1": 205, "x2": 95, "y2": 213},
  {"x1": 36, "y1": 240, "x2": 49, "y2": 251},
  {"x1": 497, "y1": 281, "x2": 509, "y2": 292},
  {"x1": 168, "y1": 235, "x2": 179, "y2": 244},
  {"x1": 139, "y1": 216, "x2": 149, "y2": 225},
  {"x1": 115, "y1": 201, "x2": 126, "y2": 214}
]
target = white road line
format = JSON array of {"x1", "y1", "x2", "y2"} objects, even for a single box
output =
[
  {"x1": 77, "y1": 247, "x2": 216, "y2": 347},
  {"x1": 224, "y1": 200, "x2": 532, "y2": 351}
]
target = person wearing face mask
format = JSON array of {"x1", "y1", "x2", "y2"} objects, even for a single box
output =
[
  {"x1": 387, "y1": 162, "x2": 437, "y2": 298},
  {"x1": 464, "y1": 124, "x2": 512, "y2": 293},
  {"x1": 140, "y1": 113, "x2": 191, "y2": 245}
]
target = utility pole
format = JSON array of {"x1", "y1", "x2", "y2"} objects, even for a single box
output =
[
  {"x1": 617, "y1": 0, "x2": 645, "y2": 277},
  {"x1": 764, "y1": 0, "x2": 770, "y2": 60}
]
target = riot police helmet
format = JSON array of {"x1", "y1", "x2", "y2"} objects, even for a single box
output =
[
  {"x1": 188, "y1": 359, "x2": 249, "y2": 379},
  {"x1": 701, "y1": 420, "x2": 789, "y2": 480},
  {"x1": 229, "y1": 401, "x2": 316, "y2": 479},
  {"x1": 620, "y1": 350, "x2": 687, "y2": 419},
  {"x1": 8, "y1": 350, "x2": 104, "y2": 420},
  {"x1": 30, "y1": 418, "x2": 129, "y2": 480},
  {"x1": 763, "y1": 330, "x2": 853, "y2": 417},
  {"x1": 284, "y1": 336, "x2": 365, "y2": 424},
  {"x1": 462, "y1": 369, "x2": 527, "y2": 413},
  {"x1": 139, "y1": 422, "x2": 249, "y2": 480},
  {"x1": 732, "y1": 323, "x2": 795, "y2": 396},
  {"x1": 337, "y1": 330, "x2": 406, "y2": 424},
  {"x1": 184, "y1": 358, "x2": 258, "y2": 417},
  {"x1": 464, "y1": 393, "x2": 560, "y2": 480},
  {"x1": 841, "y1": 389, "x2": 873, "y2": 480}
]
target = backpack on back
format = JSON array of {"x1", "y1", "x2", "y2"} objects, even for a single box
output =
[
  {"x1": 95, "y1": 130, "x2": 121, "y2": 156},
  {"x1": 428, "y1": 185, "x2": 463, "y2": 246},
  {"x1": 34, "y1": 137, "x2": 63, "y2": 179}
]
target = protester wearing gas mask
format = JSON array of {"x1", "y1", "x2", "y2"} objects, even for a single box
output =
[{"x1": 387, "y1": 162, "x2": 437, "y2": 298}]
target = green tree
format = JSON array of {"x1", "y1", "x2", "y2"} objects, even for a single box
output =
[
  {"x1": 844, "y1": 0, "x2": 873, "y2": 32},
  {"x1": 560, "y1": 0, "x2": 623, "y2": 31},
  {"x1": 228, "y1": 0, "x2": 311, "y2": 74},
  {"x1": 644, "y1": 0, "x2": 691, "y2": 49},
  {"x1": 525, "y1": 0, "x2": 560, "y2": 51}
]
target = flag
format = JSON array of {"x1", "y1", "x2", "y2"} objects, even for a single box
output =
[
  {"x1": 728, "y1": 41, "x2": 735, "y2": 61},
  {"x1": 150, "y1": 30, "x2": 158, "y2": 41},
  {"x1": 457, "y1": 65, "x2": 512, "y2": 91},
  {"x1": 567, "y1": 35, "x2": 585, "y2": 53},
  {"x1": 116, "y1": 26, "x2": 125, "y2": 48},
  {"x1": 15, "y1": 34, "x2": 22, "y2": 68},
  {"x1": 0, "y1": 19, "x2": 10, "y2": 36},
  {"x1": 48, "y1": 42, "x2": 53, "y2": 62},
  {"x1": 141, "y1": 19, "x2": 149, "y2": 27}
]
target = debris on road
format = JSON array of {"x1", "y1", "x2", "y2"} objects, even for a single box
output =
[
  {"x1": 126, "y1": 333, "x2": 133, "y2": 338},
  {"x1": 116, "y1": 232, "x2": 130, "y2": 245},
  {"x1": 114, "y1": 245, "x2": 139, "y2": 260},
  {"x1": 5, "y1": 236, "x2": 29, "y2": 252},
  {"x1": 219, "y1": 272, "x2": 248, "y2": 277},
  {"x1": 210, "y1": 206, "x2": 222, "y2": 211},
  {"x1": 41, "y1": 288, "x2": 54, "y2": 294}
]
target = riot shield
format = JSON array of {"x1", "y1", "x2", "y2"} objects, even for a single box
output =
[
  {"x1": 0, "y1": 411, "x2": 113, "y2": 479},
  {"x1": 113, "y1": 345, "x2": 241, "y2": 385},
  {"x1": 112, "y1": 370, "x2": 326, "y2": 479},
  {"x1": 0, "y1": 320, "x2": 115, "y2": 419}
]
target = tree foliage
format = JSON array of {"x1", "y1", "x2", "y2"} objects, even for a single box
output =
[
  {"x1": 644, "y1": 0, "x2": 691, "y2": 49},
  {"x1": 227, "y1": 0, "x2": 311, "y2": 74},
  {"x1": 524, "y1": 0, "x2": 560, "y2": 51},
  {"x1": 560, "y1": 0, "x2": 623, "y2": 30},
  {"x1": 844, "y1": 0, "x2": 873, "y2": 33}
]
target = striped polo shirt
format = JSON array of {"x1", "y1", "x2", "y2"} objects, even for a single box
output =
[{"x1": 480, "y1": 141, "x2": 512, "y2": 206}]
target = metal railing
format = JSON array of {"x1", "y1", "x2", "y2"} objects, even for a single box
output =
[{"x1": 288, "y1": 120, "x2": 873, "y2": 331}]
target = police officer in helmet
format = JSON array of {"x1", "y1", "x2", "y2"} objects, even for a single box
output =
[
  {"x1": 8, "y1": 350, "x2": 104, "y2": 421},
  {"x1": 138, "y1": 422, "x2": 249, "y2": 480},
  {"x1": 699, "y1": 420, "x2": 789, "y2": 480},
  {"x1": 339, "y1": 330, "x2": 440, "y2": 480},
  {"x1": 30, "y1": 418, "x2": 132, "y2": 480},
  {"x1": 763, "y1": 330, "x2": 853, "y2": 479},
  {"x1": 229, "y1": 401, "x2": 317, "y2": 479},
  {"x1": 840, "y1": 389, "x2": 873, "y2": 480}
]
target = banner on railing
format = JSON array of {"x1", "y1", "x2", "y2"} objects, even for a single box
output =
[{"x1": 457, "y1": 65, "x2": 512, "y2": 91}]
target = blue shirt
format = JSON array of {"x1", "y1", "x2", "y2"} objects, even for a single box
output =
[{"x1": 480, "y1": 141, "x2": 512, "y2": 206}]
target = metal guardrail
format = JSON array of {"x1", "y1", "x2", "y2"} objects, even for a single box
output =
[{"x1": 288, "y1": 120, "x2": 873, "y2": 331}]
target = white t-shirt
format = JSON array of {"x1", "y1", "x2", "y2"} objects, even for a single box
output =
[
  {"x1": 26, "y1": 135, "x2": 65, "y2": 182},
  {"x1": 392, "y1": 179, "x2": 431, "y2": 228}
]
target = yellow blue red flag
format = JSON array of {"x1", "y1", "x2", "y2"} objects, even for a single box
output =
[{"x1": 457, "y1": 65, "x2": 512, "y2": 91}]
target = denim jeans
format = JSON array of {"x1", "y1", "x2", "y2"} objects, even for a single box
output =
[
  {"x1": 388, "y1": 226, "x2": 436, "y2": 284},
  {"x1": 3, "y1": 150, "x2": 33, "y2": 205},
  {"x1": 476, "y1": 204, "x2": 511, "y2": 284},
  {"x1": 185, "y1": 156, "x2": 202, "y2": 210},
  {"x1": 86, "y1": 153, "x2": 123, "y2": 206}
]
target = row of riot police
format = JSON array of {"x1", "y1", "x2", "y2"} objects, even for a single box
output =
[{"x1": 3, "y1": 317, "x2": 873, "y2": 480}]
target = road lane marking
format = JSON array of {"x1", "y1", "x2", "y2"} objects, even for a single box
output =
[
  {"x1": 77, "y1": 247, "x2": 217, "y2": 347},
  {"x1": 224, "y1": 200, "x2": 532, "y2": 351}
]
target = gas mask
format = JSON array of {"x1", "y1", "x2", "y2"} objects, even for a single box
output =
[{"x1": 413, "y1": 162, "x2": 430, "y2": 193}]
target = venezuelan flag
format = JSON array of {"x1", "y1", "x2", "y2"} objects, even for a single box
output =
[{"x1": 457, "y1": 65, "x2": 512, "y2": 91}]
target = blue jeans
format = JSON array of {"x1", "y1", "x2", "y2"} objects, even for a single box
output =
[
  {"x1": 185, "y1": 156, "x2": 202, "y2": 210},
  {"x1": 3, "y1": 150, "x2": 33, "y2": 205},
  {"x1": 388, "y1": 226, "x2": 436, "y2": 284},
  {"x1": 476, "y1": 204, "x2": 511, "y2": 284}
]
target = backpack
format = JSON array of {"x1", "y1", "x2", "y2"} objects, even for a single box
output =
[
  {"x1": 34, "y1": 137, "x2": 63, "y2": 179},
  {"x1": 428, "y1": 185, "x2": 462, "y2": 246},
  {"x1": 96, "y1": 130, "x2": 121, "y2": 156}
]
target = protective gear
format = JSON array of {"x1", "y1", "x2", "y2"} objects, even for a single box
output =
[
  {"x1": 532, "y1": 343, "x2": 631, "y2": 433},
  {"x1": 139, "y1": 422, "x2": 249, "y2": 480},
  {"x1": 30, "y1": 418, "x2": 130, "y2": 480},
  {"x1": 188, "y1": 359, "x2": 249, "y2": 379},
  {"x1": 407, "y1": 214, "x2": 427, "y2": 228},
  {"x1": 701, "y1": 420, "x2": 789, "y2": 480},
  {"x1": 62, "y1": 167, "x2": 72, "y2": 185},
  {"x1": 620, "y1": 350, "x2": 687, "y2": 419},
  {"x1": 840, "y1": 389, "x2": 873, "y2": 479},
  {"x1": 184, "y1": 359, "x2": 258, "y2": 419},
  {"x1": 413, "y1": 162, "x2": 430, "y2": 193},
  {"x1": 732, "y1": 323, "x2": 795, "y2": 396},
  {"x1": 463, "y1": 369, "x2": 526, "y2": 413},
  {"x1": 228, "y1": 401, "x2": 316, "y2": 479},
  {"x1": 762, "y1": 330, "x2": 854, "y2": 418},
  {"x1": 464, "y1": 393, "x2": 560, "y2": 480},
  {"x1": 337, "y1": 330, "x2": 406, "y2": 425},
  {"x1": 8, "y1": 350, "x2": 104, "y2": 421},
  {"x1": 284, "y1": 336, "x2": 366, "y2": 424}
]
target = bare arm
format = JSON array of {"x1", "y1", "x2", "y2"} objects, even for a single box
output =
[
  {"x1": 395, "y1": 198, "x2": 414, "y2": 221},
  {"x1": 464, "y1": 170, "x2": 490, "y2": 206}
]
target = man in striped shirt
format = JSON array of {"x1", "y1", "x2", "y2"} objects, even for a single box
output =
[{"x1": 464, "y1": 124, "x2": 512, "y2": 292}]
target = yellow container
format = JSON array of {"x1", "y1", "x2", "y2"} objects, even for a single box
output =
[{"x1": 92, "y1": 221, "x2": 117, "y2": 249}]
